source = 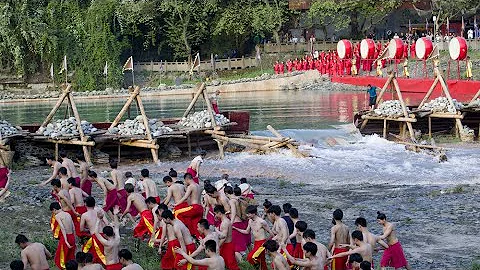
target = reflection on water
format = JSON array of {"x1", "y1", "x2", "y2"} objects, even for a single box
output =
[{"x1": 0, "y1": 89, "x2": 425, "y2": 131}]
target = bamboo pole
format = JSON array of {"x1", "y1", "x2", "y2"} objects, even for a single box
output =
[
  {"x1": 183, "y1": 83, "x2": 205, "y2": 118},
  {"x1": 120, "y1": 141, "x2": 160, "y2": 149},
  {"x1": 39, "y1": 86, "x2": 71, "y2": 129},
  {"x1": 467, "y1": 88, "x2": 480, "y2": 106},
  {"x1": 436, "y1": 68, "x2": 464, "y2": 133},
  {"x1": 418, "y1": 77, "x2": 439, "y2": 109},
  {"x1": 109, "y1": 86, "x2": 140, "y2": 129},
  {"x1": 67, "y1": 93, "x2": 92, "y2": 164},
  {"x1": 392, "y1": 77, "x2": 416, "y2": 141},
  {"x1": 267, "y1": 125, "x2": 304, "y2": 157},
  {"x1": 375, "y1": 72, "x2": 394, "y2": 106},
  {"x1": 44, "y1": 139, "x2": 95, "y2": 146},
  {"x1": 136, "y1": 94, "x2": 159, "y2": 162}
]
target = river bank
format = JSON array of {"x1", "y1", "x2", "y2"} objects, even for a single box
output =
[
  {"x1": 0, "y1": 152, "x2": 479, "y2": 269},
  {"x1": 0, "y1": 70, "x2": 364, "y2": 103}
]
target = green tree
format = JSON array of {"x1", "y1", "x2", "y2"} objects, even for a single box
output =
[
  {"x1": 427, "y1": 1, "x2": 480, "y2": 35},
  {"x1": 160, "y1": 0, "x2": 218, "y2": 59},
  {"x1": 309, "y1": 0, "x2": 401, "y2": 39},
  {"x1": 251, "y1": 0, "x2": 289, "y2": 44}
]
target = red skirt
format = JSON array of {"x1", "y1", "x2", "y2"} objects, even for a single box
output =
[
  {"x1": 105, "y1": 263, "x2": 123, "y2": 270},
  {"x1": 380, "y1": 241, "x2": 408, "y2": 268},
  {"x1": 117, "y1": 189, "x2": 128, "y2": 212},
  {"x1": 186, "y1": 167, "x2": 199, "y2": 184},
  {"x1": 103, "y1": 189, "x2": 118, "y2": 212},
  {"x1": 178, "y1": 203, "x2": 204, "y2": 239},
  {"x1": 247, "y1": 239, "x2": 267, "y2": 270},
  {"x1": 75, "y1": 206, "x2": 89, "y2": 237},
  {"x1": 54, "y1": 233, "x2": 76, "y2": 269},
  {"x1": 162, "y1": 239, "x2": 179, "y2": 270},
  {"x1": 81, "y1": 179, "x2": 92, "y2": 195},
  {"x1": 175, "y1": 243, "x2": 196, "y2": 270},
  {"x1": 232, "y1": 220, "x2": 249, "y2": 252},
  {"x1": 133, "y1": 210, "x2": 154, "y2": 239},
  {"x1": 220, "y1": 242, "x2": 240, "y2": 270},
  {"x1": 332, "y1": 247, "x2": 349, "y2": 270},
  {"x1": 173, "y1": 202, "x2": 191, "y2": 229},
  {"x1": 82, "y1": 234, "x2": 106, "y2": 266}
]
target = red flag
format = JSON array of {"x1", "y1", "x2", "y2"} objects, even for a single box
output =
[{"x1": 122, "y1": 56, "x2": 133, "y2": 72}]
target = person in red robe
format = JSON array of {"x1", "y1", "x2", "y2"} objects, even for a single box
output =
[
  {"x1": 410, "y1": 41, "x2": 416, "y2": 59},
  {"x1": 273, "y1": 61, "x2": 279, "y2": 74},
  {"x1": 279, "y1": 62, "x2": 285, "y2": 74},
  {"x1": 345, "y1": 58, "x2": 352, "y2": 75},
  {"x1": 286, "y1": 60, "x2": 293, "y2": 73}
]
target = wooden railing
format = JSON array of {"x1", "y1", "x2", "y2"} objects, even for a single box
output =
[
  {"x1": 263, "y1": 39, "x2": 480, "y2": 53},
  {"x1": 136, "y1": 57, "x2": 258, "y2": 73}
]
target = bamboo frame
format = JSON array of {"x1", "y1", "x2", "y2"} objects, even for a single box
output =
[
  {"x1": 109, "y1": 86, "x2": 159, "y2": 163},
  {"x1": 38, "y1": 84, "x2": 93, "y2": 164},
  {"x1": 422, "y1": 68, "x2": 464, "y2": 139},
  {"x1": 360, "y1": 72, "x2": 416, "y2": 141}
]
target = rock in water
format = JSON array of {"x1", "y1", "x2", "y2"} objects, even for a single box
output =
[
  {"x1": 107, "y1": 117, "x2": 172, "y2": 137},
  {"x1": 36, "y1": 117, "x2": 96, "y2": 139},
  {"x1": 178, "y1": 110, "x2": 230, "y2": 128},
  {"x1": 0, "y1": 120, "x2": 21, "y2": 137},
  {"x1": 373, "y1": 100, "x2": 410, "y2": 117},
  {"x1": 420, "y1": 97, "x2": 464, "y2": 113}
]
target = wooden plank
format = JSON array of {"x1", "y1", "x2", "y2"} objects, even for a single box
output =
[
  {"x1": 39, "y1": 87, "x2": 70, "y2": 129},
  {"x1": 135, "y1": 92, "x2": 158, "y2": 163},
  {"x1": 120, "y1": 141, "x2": 160, "y2": 149},
  {"x1": 109, "y1": 86, "x2": 140, "y2": 128},
  {"x1": 43, "y1": 139, "x2": 95, "y2": 146},
  {"x1": 429, "y1": 113, "x2": 464, "y2": 119},
  {"x1": 436, "y1": 68, "x2": 458, "y2": 114},
  {"x1": 383, "y1": 119, "x2": 387, "y2": 138},
  {"x1": 203, "y1": 129, "x2": 226, "y2": 136},
  {"x1": 267, "y1": 125, "x2": 304, "y2": 157},
  {"x1": 183, "y1": 83, "x2": 205, "y2": 118},
  {"x1": 361, "y1": 115, "x2": 417, "y2": 122},
  {"x1": 418, "y1": 77, "x2": 439, "y2": 108},
  {"x1": 67, "y1": 92, "x2": 91, "y2": 164},
  {"x1": 467, "y1": 88, "x2": 480, "y2": 106},
  {"x1": 428, "y1": 116, "x2": 432, "y2": 138}
]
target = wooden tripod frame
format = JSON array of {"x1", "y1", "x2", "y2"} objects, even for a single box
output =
[
  {"x1": 108, "y1": 86, "x2": 159, "y2": 163},
  {"x1": 182, "y1": 83, "x2": 218, "y2": 127},
  {"x1": 418, "y1": 67, "x2": 464, "y2": 138},
  {"x1": 360, "y1": 72, "x2": 417, "y2": 141},
  {"x1": 38, "y1": 84, "x2": 93, "y2": 164}
]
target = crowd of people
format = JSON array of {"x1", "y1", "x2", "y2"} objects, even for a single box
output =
[
  {"x1": 8, "y1": 151, "x2": 411, "y2": 270},
  {"x1": 273, "y1": 37, "x2": 474, "y2": 80}
]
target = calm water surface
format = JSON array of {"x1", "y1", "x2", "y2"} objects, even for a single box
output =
[{"x1": 0, "y1": 89, "x2": 375, "y2": 131}]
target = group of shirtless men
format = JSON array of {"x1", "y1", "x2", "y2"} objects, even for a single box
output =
[{"x1": 10, "y1": 152, "x2": 411, "y2": 270}]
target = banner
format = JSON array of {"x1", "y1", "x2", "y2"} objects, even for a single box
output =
[
  {"x1": 123, "y1": 56, "x2": 133, "y2": 72},
  {"x1": 190, "y1": 53, "x2": 200, "y2": 74},
  {"x1": 50, "y1": 63, "x2": 54, "y2": 79},
  {"x1": 58, "y1": 55, "x2": 67, "y2": 74},
  {"x1": 103, "y1": 61, "x2": 108, "y2": 76}
]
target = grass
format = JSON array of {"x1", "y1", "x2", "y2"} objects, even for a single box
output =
[{"x1": 216, "y1": 67, "x2": 274, "y2": 82}]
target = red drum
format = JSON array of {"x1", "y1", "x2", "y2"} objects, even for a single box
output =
[
  {"x1": 449, "y1": 37, "x2": 468, "y2": 60},
  {"x1": 388, "y1": 38, "x2": 404, "y2": 59},
  {"x1": 337, "y1": 40, "x2": 353, "y2": 59},
  {"x1": 415, "y1": 37, "x2": 433, "y2": 60},
  {"x1": 360, "y1": 39, "x2": 375, "y2": 59}
]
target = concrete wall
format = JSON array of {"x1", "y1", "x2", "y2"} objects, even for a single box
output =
[{"x1": 136, "y1": 57, "x2": 258, "y2": 73}]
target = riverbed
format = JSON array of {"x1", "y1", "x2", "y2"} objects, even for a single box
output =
[{"x1": 0, "y1": 86, "x2": 479, "y2": 269}]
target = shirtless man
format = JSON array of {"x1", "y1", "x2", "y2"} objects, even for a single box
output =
[
  {"x1": 161, "y1": 210, "x2": 196, "y2": 270},
  {"x1": 149, "y1": 203, "x2": 168, "y2": 248},
  {"x1": 291, "y1": 220, "x2": 308, "y2": 259},
  {"x1": 263, "y1": 240, "x2": 289, "y2": 270},
  {"x1": 377, "y1": 212, "x2": 411, "y2": 270},
  {"x1": 186, "y1": 151, "x2": 206, "y2": 184},
  {"x1": 329, "y1": 231, "x2": 373, "y2": 265},
  {"x1": 50, "y1": 202, "x2": 76, "y2": 269},
  {"x1": 68, "y1": 178, "x2": 88, "y2": 214},
  {"x1": 122, "y1": 183, "x2": 154, "y2": 240},
  {"x1": 267, "y1": 205, "x2": 294, "y2": 261},
  {"x1": 52, "y1": 178, "x2": 80, "y2": 218},
  {"x1": 355, "y1": 217, "x2": 389, "y2": 253},
  {"x1": 60, "y1": 152, "x2": 80, "y2": 183},
  {"x1": 80, "y1": 196, "x2": 109, "y2": 266},
  {"x1": 204, "y1": 184, "x2": 230, "y2": 212},
  {"x1": 348, "y1": 253, "x2": 363, "y2": 270},
  {"x1": 214, "y1": 205, "x2": 240, "y2": 270},
  {"x1": 88, "y1": 170, "x2": 118, "y2": 215},
  {"x1": 329, "y1": 209, "x2": 350, "y2": 270},
  {"x1": 15, "y1": 234, "x2": 51, "y2": 270},
  {"x1": 110, "y1": 160, "x2": 127, "y2": 213},
  {"x1": 75, "y1": 154, "x2": 92, "y2": 195},
  {"x1": 178, "y1": 219, "x2": 220, "y2": 268},
  {"x1": 233, "y1": 205, "x2": 273, "y2": 270},
  {"x1": 284, "y1": 242, "x2": 324, "y2": 270},
  {"x1": 303, "y1": 229, "x2": 330, "y2": 268},
  {"x1": 156, "y1": 212, "x2": 176, "y2": 270},
  {"x1": 41, "y1": 156, "x2": 62, "y2": 186},
  {"x1": 140, "y1": 169, "x2": 159, "y2": 203},
  {"x1": 175, "y1": 240, "x2": 224, "y2": 270},
  {"x1": 173, "y1": 173, "x2": 203, "y2": 238},
  {"x1": 95, "y1": 206, "x2": 122, "y2": 270},
  {"x1": 118, "y1": 249, "x2": 143, "y2": 270},
  {"x1": 76, "y1": 252, "x2": 103, "y2": 270}
]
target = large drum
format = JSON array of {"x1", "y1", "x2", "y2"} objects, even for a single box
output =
[
  {"x1": 360, "y1": 39, "x2": 375, "y2": 59},
  {"x1": 415, "y1": 37, "x2": 433, "y2": 60},
  {"x1": 388, "y1": 38, "x2": 404, "y2": 59},
  {"x1": 449, "y1": 37, "x2": 468, "y2": 60},
  {"x1": 337, "y1": 40, "x2": 353, "y2": 59}
]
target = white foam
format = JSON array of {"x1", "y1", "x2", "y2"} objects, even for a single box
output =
[{"x1": 156, "y1": 129, "x2": 480, "y2": 187}]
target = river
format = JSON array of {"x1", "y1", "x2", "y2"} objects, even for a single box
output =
[{"x1": 1, "y1": 86, "x2": 480, "y2": 268}]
